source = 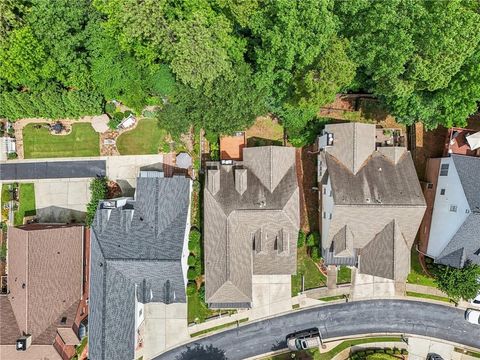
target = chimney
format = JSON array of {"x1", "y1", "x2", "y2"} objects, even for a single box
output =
[
  {"x1": 207, "y1": 169, "x2": 220, "y2": 195},
  {"x1": 16, "y1": 335, "x2": 32, "y2": 351},
  {"x1": 235, "y1": 168, "x2": 247, "y2": 195}
]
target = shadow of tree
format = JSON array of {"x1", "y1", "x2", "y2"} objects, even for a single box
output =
[
  {"x1": 175, "y1": 343, "x2": 227, "y2": 360},
  {"x1": 271, "y1": 339, "x2": 287, "y2": 351}
]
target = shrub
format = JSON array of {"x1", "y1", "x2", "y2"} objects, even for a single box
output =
[
  {"x1": 0, "y1": 242, "x2": 6, "y2": 261},
  {"x1": 306, "y1": 232, "x2": 320, "y2": 248},
  {"x1": 7, "y1": 152, "x2": 18, "y2": 160},
  {"x1": 105, "y1": 102, "x2": 116, "y2": 115},
  {"x1": 186, "y1": 282, "x2": 196, "y2": 296},
  {"x1": 435, "y1": 262, "x2": 480, "y2": 301},
  {"x1": 187, "y1": 268, "x2": 198, "y2": 281},
  {"x1": 85, "y1": 177, "x2": 108, "y2": 226},
  {"x1": 198, "y1": 283, "x2": 205, "y2": 303},
  {"x1": 297, "y1": 231, "x2": 306, "y2": 248},
  {"x1": 188, "y1": 229, "x2": 201, "y2": 254},
  {"x1": 188, "y1": 254, "x2": 197, "y2": 266},
  {"x1": 311, "y1": 247, "x2": 320, "y2": 262}
]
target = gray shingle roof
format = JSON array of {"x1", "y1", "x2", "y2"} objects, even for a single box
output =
[
  {"x1": 434, "y1": 155, "x2": 480, "y2": 268},
  {"x1": 204, "y1": 146, "x2": 299, "y2": 307},
  {"x1": 322, "y1": 123, "x2": 426, "y2": 280},
  {"x1": 436, "y1": 213, "x2": 480, "y2": 268},
  {"x1": 89, "y1": 176, "x2": 190, "y2": 360}
]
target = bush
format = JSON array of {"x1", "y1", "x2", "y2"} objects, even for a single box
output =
[
  {"x1": 435, "y1": 262, "x2": 480, "y2": 301},
  {"x1": 7, "y1": 152, "x2": 18, "y2": 160},
  {"x1": 297, "y1": 231, "x2": 306, "y2": 248},
  {"x1": 188, "y1": 254, "x2": 197, "y2": 266},
  {"x1": 187, "y1": 268, "x2": 198, "y2": 281},
  {"x1": 306, "y1": 232, "x2": 320, "y2": 248},
  {"x1": 108, "y1": 112, "x2": 125, "y2": 129},
  {"x1": 311, "y1": 247, "x2": 320, "y2": 262},
  {"x1": 186, "y1": 282, "x2": 196, "y2": 296},
  {"x1": 0, "y1": 242, "x2": 6, "y2": 261},
  {"x1": 105, "y1": 102, "x2": 116, "y2": 115},
  {"x1": 198, "y1": 283, "x2": 205, "y2": 303},
  {"x1": 85, "y1": 177, "x2": 108, "y2": 226},
  {"x1": 188, "y1": 229, "x2": 201, "y2": 254}
]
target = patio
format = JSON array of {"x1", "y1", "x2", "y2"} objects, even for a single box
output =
[{"x1": 444, "y1": 127, "x2": 480, "y2": 157}]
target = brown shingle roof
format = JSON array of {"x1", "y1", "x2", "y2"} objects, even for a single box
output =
[
  {"x1": 6, "y1": 224, "x2": 83, "y2": 344},
  {"x1": 204, "y1": 146, "x2": 299, "y2": 306}
]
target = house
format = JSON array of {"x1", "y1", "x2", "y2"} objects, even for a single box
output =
[
  {"x1": 89, "y1": 173, "x2": 192, "y2": 360},
  {"x1": 0, "y1": 224, "x2": 85, "y2": 360},
  {"x1": 317, "y1": 123, "x2": 426, "y2": 281},
  {"x1": 204, "y1": 146, "x2": 299, "y2": 309},
  {"x1": 423, "y1": 154, "x2": 480, "y2": 268}
]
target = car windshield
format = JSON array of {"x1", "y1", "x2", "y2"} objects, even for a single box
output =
[{"x1": 295, "y1": 339, "x2": 302, "y2": 350}]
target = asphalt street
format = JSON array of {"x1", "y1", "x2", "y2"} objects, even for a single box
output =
[
  {"x1": 0, "y1": 160, "x2": 106, "y2": 180},
  {"x1": 156, "y1": 299, "x2": 480, "y2": 360}
]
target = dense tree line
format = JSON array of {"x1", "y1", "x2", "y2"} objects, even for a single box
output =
[{"x1": 1, "y1": 0, "x2": 479, "y2": 141}]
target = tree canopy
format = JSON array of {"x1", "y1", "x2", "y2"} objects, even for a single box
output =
[
  {"x1": 0, "y1": 0, "x2": 480, "y2": 135},
  {"x1": 435, "y1": 262, "x2": 480, "y2": 302}
]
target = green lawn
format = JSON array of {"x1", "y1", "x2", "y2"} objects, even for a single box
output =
[
  {"x1": 292, "y1": 246, "x2": 327, "y2": 296},
  {"x1": 190, "y1": 318, "x2": 248, "y2": 337},
  {"x1": 14, "y1": 184, "x2": 36, "y2": 226},
  {"x1": 116, "y1": 118, "x2": 169, "y2": 155},
  {"x1": 265, "y1": 337, "x2": 404, "y2": 360},
  {"x1": 188, "y1": 291, "x2": 222, "y2": 324},
  {"x1": 23, "y1": 123, "x2": 99, "y2": 158},
  {"x1": 406, "y1": 291, "x2": 451, "y2": 303},
  {"x1": 407, "y1": 247, "x2": 437, "y2": 287},
  {"x1": 337, "y1": 266, "x2": 352, "y2": 284},
  {"x1": 318, "y1": 295, "x2": 345, "y2": 302}
]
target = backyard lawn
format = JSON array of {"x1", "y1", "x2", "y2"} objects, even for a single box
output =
[
  {"x1": 407, "y1": 247, "x2": 437, "y2": 288},
  {"x1": 116, "y1": 118, "x2": 169, "y2": 155},
  {"x1": 292, "y1": 245, "x2": 327, "y2": 296},
  {"x1": 23, "y1": 123, "x2": 99, "y2": 158},
  {"x1": 246, "y1": 116, "x2": 284, "y2": 147}
]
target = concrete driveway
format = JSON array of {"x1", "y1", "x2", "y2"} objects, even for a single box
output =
[
  {"x1": 34, "y1": 178, "x2": 91, "y2": 223},
  {"x1": 250, "y1": 275, "x2": 292, "y2": 320},
  {"x1": 155, "y1": 299, "x2": 480, "y2": 360}
]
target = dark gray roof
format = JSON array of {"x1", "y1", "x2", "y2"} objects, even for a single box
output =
[
  {"x1": 436, "y1": 213, "x2": 480, "y2": 268},
  {"x1": 204, "y1": 147, "x2": 299, "y2": 306},
  {"x1": 435, "y1": 155, "x2": 480, "y2": 268},
  {"x1": 89, "y1": 176, "x2": 190, "y2": 360},
  {"x1": 326, "y1": 151, "x2": 425, "y2": 206},
  {"x1": 452, "y1": 155, "x2": 480, "y2": 212},
  {"x1": 0, "y1": 160, "x2": 106, "y2": 180}
]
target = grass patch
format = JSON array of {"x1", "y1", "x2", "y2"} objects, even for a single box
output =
[
  {"x1": 407, "y1": 247, "x2": 437, "y2": 288},
  {"x1": 116, "y1": 118, "x2": 169, "y2": 155},
  {"x1": 406, "y1": 291, "x2": 451, "y2": 303},
  {"x1": 246, "y1": 116, "x2": 284, "y2": 147},
  {"x1": 292, "y1": 304, "x2": 300, "y2": 309},
  {"x1": 292, "y1": 245, "x2": 327, "y2": 296},
  {"x1": 23, "y1": 123, "x2": 99, "y2": 158},
  {"x1": 72, "y1": 336, "x2": 88, "y2": 360},
  {"x1": 454, "y1": 348, "x2": 480, "y2": 358},
  {"x1": 337, "y1": 266, "x2": 352, "y2": 284},
  {"x1": 190, "y1": 318, "x2": 248, "y2": 337},
  {"x1": 188, "y1": 290, "x2": 228, "y2": 324},
  {"x1": 264, "y1": 337, "x2": 404, "y2": 360},
  {"x1": 14, "y1": 184, "x2": 36, "y2": 226},
  {"x1": 319, "y1": 295, "x2": 345, "y2": 302}
]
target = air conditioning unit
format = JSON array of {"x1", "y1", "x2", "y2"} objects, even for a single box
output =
[{"x1": 16, "y1": 335, "x2": 31, "y2": 351}]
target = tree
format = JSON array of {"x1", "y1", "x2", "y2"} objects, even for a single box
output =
[
  {"x1": 336, "y1": 0, "x2": 480, "y2": 128},
  {"x1": 248, "y1": 0, "x2": 339, "y2": 101},
  {"x1": 159, "y1": 64, "x2": 267, "y2": 137},
  {"x1": 187, "y1": 268, "x2": 198, "y2": 281},
  {"x1": 306, "y1": 232, "x2": 320, "y2": 248},
  {"x1": 0, "y1": 0, "x2": 28, "y2": 44},
  {"x1": 187, "y1": 255, "x2": 197, "y2": 267},
  {"x1": 435, "y1": 263, "x2": 480, "y2": 302},
  {"x1": 85, "y1": 177, "x2": 108, "y2": 227}
]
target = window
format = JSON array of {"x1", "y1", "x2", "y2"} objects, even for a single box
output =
[
  {"x1": 139, "y1": 309, "x2": 142, "y2": 317},
  {"x1": 329, "y1": 213, "x2": 332, "y2": 220},
  {"x1": 440, "y1": 189, "x2": 445, "y2": 195},
  {"x1": 440, "y1": 163, "x2": 449, "y2": 176},
  {"x1": 323, "y1": 187, "x2": 326, "y2": 195},
  {"x1": 450, "y1": 205, "x2": 457, "y2": 212},
  {"x1": 323, "y1": 212, "x2": 326, "y2": 219}
]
